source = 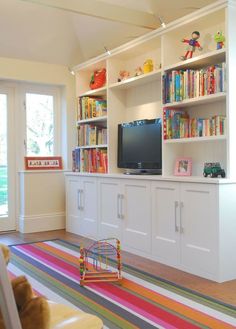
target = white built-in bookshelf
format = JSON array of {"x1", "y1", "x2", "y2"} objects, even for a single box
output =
[
  {"x1": 73, "y1": 0, "x2": 236, "y2": 180},
  {"x1": 66, "y1": 0, "x2": 236, "y2": 283}
]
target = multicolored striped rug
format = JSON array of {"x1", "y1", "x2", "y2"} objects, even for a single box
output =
[{"x1": 9, "y1": 239, "x2": 236, "y2": 329}]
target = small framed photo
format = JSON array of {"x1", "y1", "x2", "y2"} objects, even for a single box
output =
[
  {"x1": 174, "y1": 157, "x2": 192, "y2": 176},
  {"x1": 25, "y1": 156, "x2": 63, "y2": 170}
]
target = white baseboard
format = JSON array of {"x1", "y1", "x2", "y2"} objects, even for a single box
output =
[{"x1": 18, "y1": 212, "x2": 65, "y2": 233}]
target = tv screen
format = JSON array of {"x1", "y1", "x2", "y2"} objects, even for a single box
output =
[{"x1": 118, "y1": 118, "x2": 162, "y2": 174}]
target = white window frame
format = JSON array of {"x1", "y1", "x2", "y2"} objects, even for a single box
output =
[
  {"x1": 21, "y1": 84, "x2": 61, "y2": 157},
  {"x1": 0, "y1": 85, "x2": 16, "y2": 230}
]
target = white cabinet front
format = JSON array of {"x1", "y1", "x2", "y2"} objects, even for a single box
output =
[
  {"x1": 98, "y1": 178, "x2": 152, "y2": 254},
  {"x1": 122, "y1": 180, "x2": 151, "y2": 254},
  {"x1": 66, "y1": 176, "x2": 98, "y2": 238},
  {"x1": 152, "y1": 181, "x2": 180, "y2": 267},
  {"x1": 180, "y1": 183, "x2": 218, "y2": 277},
  {"x1": 152, "y1": 181, "x2": 218, "y2": 279},
  {"x1": 97, "y1": 178, "x2": 122, "y2": 240},
  {"x1": 66, "y1": 176, "x2": 80, "y2": 233}
]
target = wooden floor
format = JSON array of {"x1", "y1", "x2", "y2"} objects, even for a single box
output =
[{"x1": 1, "y1": 229, "x2": 236, "y2": 307}]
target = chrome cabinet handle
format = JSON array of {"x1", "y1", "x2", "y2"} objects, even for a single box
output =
[
  {"x1": 174, "y1": 201, "x2": 179, "y2": 232},
  {"x1": 180, "y1": 201, "x2": 184, "y2": 233},
  {"x1": 117, "y1": 194, "x2": 121, "y2": 218},
  {"x1": 77, "y1": 189, "x2": 81, "y2": 210},
  {"x1": 80, "y1": 189, "x2": 84, "y2": 211},
  {"x1": 120, "y1": 194, "x2": 124, "y2": 219}
]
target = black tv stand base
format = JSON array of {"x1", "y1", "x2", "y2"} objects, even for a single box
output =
[{"x1": 123, "y1": 169, "x2": 162, "y2": 175}]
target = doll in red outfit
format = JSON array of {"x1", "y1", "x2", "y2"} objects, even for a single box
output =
[{"x1": 180, "y1": 31, "x2": 203, "y2": 60}]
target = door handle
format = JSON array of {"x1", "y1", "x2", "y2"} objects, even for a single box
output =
[
  {"x1": 80, "y1": 189, "x2": 84, "y2": 210},
  {"x1": 180, "y1": 201, "x2": 184, "y2": 233},
  {"x1": 117, "y1": 194, "x2": 121, "y2": 219},
  {"x1": 77, "y1": 189, "x2": 81, "y2": 210},
  {"x1": 174, "y1": 201, "x2": 179, "y2": 232},
  {"x1": 120, "y1": 194, "x2": 124, "y2": 219}
]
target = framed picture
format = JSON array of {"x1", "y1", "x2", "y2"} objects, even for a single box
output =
[
  {"x1": 25, "y1": 156, "x2": 63, "y2": 170},
  {"x1": 174, "y1": 157, "x2": 192, "y2": 176}
]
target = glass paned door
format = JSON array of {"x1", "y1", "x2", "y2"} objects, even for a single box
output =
[
  {"x1": 0, "y1": 95, "x2": 8, "y2": 216},
  {"x1": 0, "y1": 91, "x2": 15, "y2": 231}
]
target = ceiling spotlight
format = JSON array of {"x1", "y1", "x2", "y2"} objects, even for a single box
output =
[
  {"x1": 158, "y1": 16, "x2": 166, "y2": 28},
  {"x1": 104, "y1": 46, "x2": 111, "y2": 56},
  {"x1": 68, "y1": 67, "x2": 75, "y2": 75}
]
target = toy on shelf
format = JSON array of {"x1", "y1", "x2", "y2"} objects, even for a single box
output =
[
  {"x1": 90, "y1": 68, "x2": 106, "y2": 90},
  {"x1": 214, "y1": 31, "x2": 225, "y2": 50},
  {"x1": 135, "y1": 66, "x2": 143, "y2": 76},
  {"x1": 117, "y1": 70, "x2": 130, "y2": 82},
  {"x1": 79, "y1": 238, "x2": 122, "y2": 286},
  {"x1": 203, "y1": 162, "x2": 226, "y2": 178},
  {"x1": 143, "y1": 59, "x2": 153, "y2": 73},
  {"x1": 180, "y1": 31, "x2": 203, "y2": 60}
]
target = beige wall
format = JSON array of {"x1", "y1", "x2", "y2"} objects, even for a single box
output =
[
  {"x1": 0, "y1": 56, "x2": 76, "y2": 232},
  {"x1": 0, "y1": 56, "x2": 76, "y2": 168}
]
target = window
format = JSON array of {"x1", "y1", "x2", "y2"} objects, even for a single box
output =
[
  {"x1": 25, "y1": 89, "x2": 60, "y2": 156},
  {"x1": 0, "y1": 94, "x2": 8, "y2": 216}
]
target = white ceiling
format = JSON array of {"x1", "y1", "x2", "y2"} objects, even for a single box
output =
[{"x1": 0, "y1": 0, "x2": 217, "y2": 67}]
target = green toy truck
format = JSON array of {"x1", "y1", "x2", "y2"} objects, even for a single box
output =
[{"x1": 203, "y1": 162, "x2": 225, "y2": 178}]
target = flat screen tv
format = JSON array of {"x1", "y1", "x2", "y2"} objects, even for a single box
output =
[{"x1": 118, "y1": 118, "x2": 162, "y2": 174}]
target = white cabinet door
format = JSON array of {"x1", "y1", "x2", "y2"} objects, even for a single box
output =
[
  {"x1": 66, "y1": 176, "x2": 80, "y2": 233},
  {"x1": 122, "y1": 180, "x2": 152, "y2": 254},
  {"x1": 151, "y1": 181, "x2": 180, "y2": 266},
  {"x1": 78, "y1": 177, "x2": 98, "y2": 238},
  {"x1": 97, "y1": 178, "x2": 122, "y2": 240},
  {"x1": 66, "y1": 176, "x2": 97, "y2": 238},
  {"x1": 180, "y1": 183, "x2": 218, "y2": 277}
]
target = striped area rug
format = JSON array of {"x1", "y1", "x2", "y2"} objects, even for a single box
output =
[{"x1": 9, "y1": 239, "x2": 236, "y2": 329}]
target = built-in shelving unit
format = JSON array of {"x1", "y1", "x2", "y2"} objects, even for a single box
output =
[
  {"x1": 67, "y1": 0, "x2": 236, "y2": 283},
  {"x1": 72, "y1": 0, "x2": 236, "y2": 179}
]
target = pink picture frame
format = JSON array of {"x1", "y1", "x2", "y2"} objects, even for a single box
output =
[{"x1": 174, "y1": 157, "x2": 192, "y2": 176}]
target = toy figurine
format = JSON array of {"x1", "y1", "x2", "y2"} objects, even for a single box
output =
[
  {"x1": 118, "y1": 70, "x2": 130, "y2": 82},
  {"x1": 214, "y1": 31, "x2": 225, "y2": 50},
  {"x1": 180, "y1": 31, "x2": 203, "y2": 60},
  {"x1": 135, "y1": 66, "x2": 143, "y2": 76},
  {"x1": 143, "y1": 59, "x2": 154, "y2": 73}
]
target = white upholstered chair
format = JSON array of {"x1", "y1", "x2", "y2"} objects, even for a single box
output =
[{"x1": 0, "y1": 248, "x2": 103, "y2": 329}]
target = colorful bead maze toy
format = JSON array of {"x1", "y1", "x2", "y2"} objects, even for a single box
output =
[{"x1": 79, "y1": 238, "x2": 122, "y2": 286}]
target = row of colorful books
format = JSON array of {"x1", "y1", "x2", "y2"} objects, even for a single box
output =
[
  {"x1": 78, "y1": 124, "x2": 107, "y2": 146},
  {"x1": 77, "y1": 96, "x2": 107, "y2": 121},
  {"x1": 162, "y1": 63, "x2": 226, "y2": 104},
  {"x1": 163, "y1": 108, "x2": 226, "y2": 139},
  {"x1": 72, "y1": 148, "x2": 108, "y2": 173}
]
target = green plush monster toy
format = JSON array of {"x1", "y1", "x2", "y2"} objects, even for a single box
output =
[{"x1": 214, "y1": 31, "x2": 225, "y2": 50}]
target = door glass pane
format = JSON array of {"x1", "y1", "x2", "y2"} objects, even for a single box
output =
[
  {"x1": 26, "y1": 93, "x2": 54, "y2": 155},
  {"x1": 0, "y1": 94, "x2": 8, "y2": 216}
]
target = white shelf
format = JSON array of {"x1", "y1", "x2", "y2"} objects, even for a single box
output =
[
  {"x1": 109, "y1": 69, "x2": 161, "y2": 90},
  {"x1": 76, "y1": 144, "x2": 108, "y2": 149},
  {"x1": 164, "y1": 135, "x2": 226, "y2": 144},
  {"x1": 77, "y1": 116, "x2": 107, "y2": 125},
  {"x1": 164, "y1": 49, "x2": 226, "y2": 72},
  {"x1": 163, "y1": 92, "x2": 226, "y2": 108},
  {"x1": 78, "y1": 86, "x2": 107, "y2": 97}
]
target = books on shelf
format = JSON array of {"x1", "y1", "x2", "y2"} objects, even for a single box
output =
[
  {"x1": 78, "y1": 124, "x2": 107, "y2": 146},
  {"x1": 72, "y1": 148, "x2": 108, "y2": 173},
  {"x1": 162, "y1": 63, "x2": 226, "y2": 104},
  {"x1": 77, "y1": 96, "x2": 107, "y2": 120},
  {"x1": 163, "y1": 107, "x2": 226, "y2": 140}
]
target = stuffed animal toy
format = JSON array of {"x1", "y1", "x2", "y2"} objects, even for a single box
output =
[
  {"x1": 89, "y1": 68, "x2": 106, "y2": 90},
  {"x1": 0, "y1": 244, "x2": 50, "y2": 329},
  {"x1": 117, "y1": 70, "x2": 130, "y2": 82},
  {"x1": 143, "y1": 59, "x2": 153, "y2": 73}
]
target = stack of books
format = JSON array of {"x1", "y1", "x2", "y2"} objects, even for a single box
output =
[{"x1": 162, "y1": 63, "x2": 226, "y2": 104}]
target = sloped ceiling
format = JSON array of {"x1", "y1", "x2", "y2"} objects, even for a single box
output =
[{"x1": 0, "y1": 0, "x2": 217, "y2": 67}]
